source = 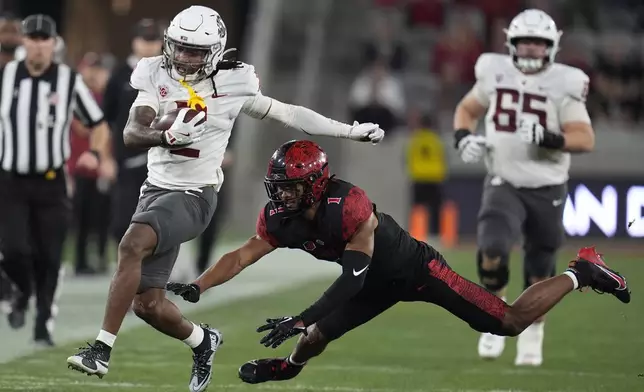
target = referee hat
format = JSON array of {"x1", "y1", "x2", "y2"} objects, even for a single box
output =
[{"x1": 22, "y1": 14, "x2": 57, "y2": 39}]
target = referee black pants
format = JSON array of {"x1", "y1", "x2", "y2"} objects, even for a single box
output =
[{"x1": 0, "y1": 169, "x2": 70, "y2": 331}]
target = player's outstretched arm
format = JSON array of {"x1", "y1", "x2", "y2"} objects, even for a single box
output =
[
  {"x1": 166, "y1": 235, "x2": 274, "y2": 304},
  {"x1": 123, "y1": 106, "x2": 165, "y2": 148},
  {"x1": 240, "y1": 94, "x2": 385, "y2": 144},
  {"x1": 297, "y1": 213, "x2": 378, "y2": 327},
  {"x1": 194, "y1": 235, "x2": 275, "y2": 293}
]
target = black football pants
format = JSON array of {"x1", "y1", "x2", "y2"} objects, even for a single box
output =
[
  {"x1": 0, "y1": 169, "x2": 70, "y2": 329},
  {"x1": 316, "y1": 254, "x2": 510, "y2": 341}
]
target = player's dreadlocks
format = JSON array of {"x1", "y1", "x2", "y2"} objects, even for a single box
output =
[{"x1": 209, "y1": 48, "x2": 243, "y2": 95}]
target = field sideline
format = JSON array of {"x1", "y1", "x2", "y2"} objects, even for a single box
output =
[{"x1": 0, "y1": 245, "x2": 641, "y2": 392}]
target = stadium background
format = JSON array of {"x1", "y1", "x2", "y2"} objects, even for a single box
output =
[{"x1": 0, "y1": 1, "x2": 642, "y2": 391}]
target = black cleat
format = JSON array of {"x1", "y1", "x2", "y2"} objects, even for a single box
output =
[
  {"x1": 34, "y1": 327, "x2": 55, "y2": 348},
  {"x1": 189, "y1": 325, "x2": 223, "y2": 392},
  {"x1": 66, "y1": 342, "x2": 110, "y2": 378},
  {"x1": 7, "y1": 308, "x2": 25, "y2": 329},
  {"x1": 239, "y1": 358, "x2": 304, "y2": 384},
  {"x1": 568, "y1": 246, "x2": 631, "y2": 304}
]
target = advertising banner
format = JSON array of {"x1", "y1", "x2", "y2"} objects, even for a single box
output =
[{"x1": 445, "y1": 178, "x2": 644, "y2": 239}]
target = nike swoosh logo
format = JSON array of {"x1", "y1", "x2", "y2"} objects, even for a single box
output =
[
  {"x1": 352, "y1": 265, "x2": 369, "y2": 276},
  {"x1": 176, "y1": 132, "x2": 189, "y2": 137},
  {"x1": 595, "y1": 265, "x2": 627, "y2": 290},
  {"x1": 97, "y1": 359, "x2": 109, "y2": 368}
]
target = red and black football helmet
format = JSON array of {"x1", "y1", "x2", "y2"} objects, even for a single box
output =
[{"x1": 264, "y1": 140, "x2": 330, "y2": 211}]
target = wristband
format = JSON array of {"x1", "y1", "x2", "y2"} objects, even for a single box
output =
[
  {"x1": 540, "y1": 131, "x2": 565, "y2": 149},
  {"x1": 454, "y1": 128, "x2": 472, "y2": 149}
]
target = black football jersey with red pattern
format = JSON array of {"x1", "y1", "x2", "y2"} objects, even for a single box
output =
[{"x1": 256, "y1": 178, "x2": 433, "y2": 282}]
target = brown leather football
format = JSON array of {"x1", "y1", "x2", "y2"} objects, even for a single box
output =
[{"x1": 152, "y1": 108, "x2": 205, "y2": 131}]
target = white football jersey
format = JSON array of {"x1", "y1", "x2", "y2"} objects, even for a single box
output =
[
  {"x1": 472, "y1": 53, "x2": 591, "y2": 188},
  {"x1": 130, "y1": 56, "x2": 259, "y2": 190}
]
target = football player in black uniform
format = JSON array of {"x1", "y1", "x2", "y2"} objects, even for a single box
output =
[{"x1": 167, "y1": 140, "x2": 631, "y2": 384}]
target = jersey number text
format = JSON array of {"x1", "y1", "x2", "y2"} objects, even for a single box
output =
[{"x1": 493, "y1": 88, "x2": 547, "y2": 132}]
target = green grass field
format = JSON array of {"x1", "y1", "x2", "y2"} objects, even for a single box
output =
[{"x1": 0, "y1": 249, "x2": 642, "y2": 392}]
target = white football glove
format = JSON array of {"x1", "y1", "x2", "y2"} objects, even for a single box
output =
[
  {"x1": 348, "y1": 121, "x2": 385, "y2": 144},
  {"x1": 517, "y1": 118, "x2": 545, "y2": 145},
  {"x1": 162, "y1": 108, "x2": 206, "y2": 147},
  {"x1": 457, "y1": 134, "x2": 487, "y2": 163}
]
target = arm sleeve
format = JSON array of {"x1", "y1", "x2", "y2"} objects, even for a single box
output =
[
  {"x1": 298, "y1": 250, "x2": 371, "y2": 326},
  {"x1": 73, "y1": 74, "x2": 104, "y2": 128},
  {"x1": 241, "y1": 93, "x2": 352, "y2": 138},
  {"x1": 255, "y1": 208, "x2": 281, "y2": 248},
  {"x1": 129, "y1": 58, "x2": 160, "y2": 113},
  {"x1": 298, "y1": 187, "x2": 374, "y2": 326}
]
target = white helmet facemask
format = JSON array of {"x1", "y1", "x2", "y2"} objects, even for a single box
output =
[
  {"x1": 504, "y1": 9, "x2": 562, "y2": 73},
  {"x1": 163, "y1": 5, "x2": 227, "y2": 83}
]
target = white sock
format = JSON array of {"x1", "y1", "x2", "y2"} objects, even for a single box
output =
[
  {"x1": 287, "y1": 354, "x2": 306, "y2": 366},
  {"x1": 563, "y1": 271, "x2": 579, "y2": 290},
  {"x1": 183, "y1": 323, "x2": 205, "y2": 349},
  {"x1": 97, "y1": 330, "x2": 117, "y2": 348}
]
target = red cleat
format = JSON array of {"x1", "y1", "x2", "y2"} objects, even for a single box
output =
[{"x1": 568, "y1": 246, "x2": 630, "y2": 304}]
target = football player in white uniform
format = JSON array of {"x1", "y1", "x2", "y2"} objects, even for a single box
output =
[
  {"x1": 452, "y1": 9, "x2": 595, "y2": 366},
  {"x1": 66, "y1": 5, "x2": 385, "y2": 392}
]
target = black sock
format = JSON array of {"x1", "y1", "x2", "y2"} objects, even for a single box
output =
[
  {"x1": 193, "y1": 328, "x2": 211, "y2": 353},
  {"x1": 94, "y1": 340, "x2": 112, "y2": 356}
]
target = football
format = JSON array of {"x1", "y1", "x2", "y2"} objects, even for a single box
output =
[{"x1": 152, "y1": 108, "x2": 206, "y2": 131}]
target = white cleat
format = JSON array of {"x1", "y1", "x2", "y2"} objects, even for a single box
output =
[
  {"x1": 515, "y1": 321, "x2": 544, "y2": 366},
  {"x1": 478, "y1": 332, "x2": 506, "y2": 359},
  {"x1": 189, "y1": 325, "x2": 224, "y2": 392}
]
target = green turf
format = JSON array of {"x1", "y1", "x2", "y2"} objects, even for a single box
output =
[{"x1": 1, "y1": 250, "x2": 641, "y2": 392}]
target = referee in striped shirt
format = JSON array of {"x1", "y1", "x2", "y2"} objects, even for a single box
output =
[{"x1": 0, "y1": 14, "x2": 113, "y2": 346}]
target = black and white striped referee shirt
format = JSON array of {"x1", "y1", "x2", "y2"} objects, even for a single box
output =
[{"x1": 0, "y1": 60, "x2": 104, "y2": 174}]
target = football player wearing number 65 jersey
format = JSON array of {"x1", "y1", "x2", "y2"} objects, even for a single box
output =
[
  {"x1": 66, "y1": 5, "x2": 385, "y2": 392},
  {"x1": 452, "y1": 9, "x2": 595, "y2": 366}
]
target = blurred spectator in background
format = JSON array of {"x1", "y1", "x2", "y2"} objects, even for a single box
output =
[
  {"x1": 0, "y1": 13, "x2": 21, "y2": 66},
  {"x1": 103, "y1": 19, "x2": 163, "y2": 244},
  {"x1": 432, "y1": 22, "x2": 482, "y2": 113},
  {"x1": 592, "y1": 34, "x2": 643, "y2": 124},
  {"x1": 362, "y1": 13, "x2": 407, "y2": 72},
  {"x1": 68, "y1": 52, "x2": 115, "y2": 275},
  {"x1": 349, "y1": 59, "x2": 406, "y2": 135},
  {"x1": 405, "y1": 108, "x2": 446, "y2": 241},
  {"x1": 405, "y1": 0, "x2": 445, "y2": 28}
]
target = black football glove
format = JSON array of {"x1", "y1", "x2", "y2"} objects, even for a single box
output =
[
  {"x1": 165, "y1": 282, "x2": 201, "y2": 303},
  {"x1": 257, "y1": 316, "x2": 307, "y2": 349}
]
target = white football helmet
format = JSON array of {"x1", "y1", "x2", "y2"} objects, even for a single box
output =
[
  {"x1": 504, "y1": 9, "x2": 562, "y2": 73},
  {"x1": 163, "y1": 5, "x2": 227, "y2": 83}
]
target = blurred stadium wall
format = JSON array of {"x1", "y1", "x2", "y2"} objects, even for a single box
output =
[{"x1": 4, "y1": 0, "x2": 643, "y2": 242}]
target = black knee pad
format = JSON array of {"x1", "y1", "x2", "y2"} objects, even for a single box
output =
[
  {"x1": 477, "y1": 250, "x2": 509, "y2": 292},
  {"x1": 523, "y1": 247, "x2": 557, "y2": 290}
]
